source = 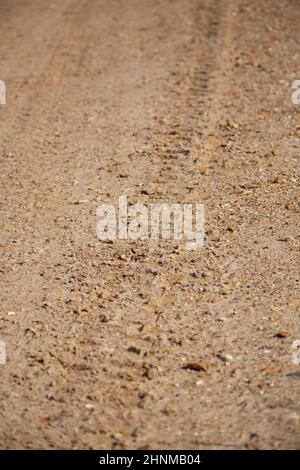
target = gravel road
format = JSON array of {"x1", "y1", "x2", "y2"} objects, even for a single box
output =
[{"x1": 0, "y1": 0, "x2": 299, "y2": 449}]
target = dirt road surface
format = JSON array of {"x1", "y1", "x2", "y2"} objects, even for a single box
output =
[{"x1": 0, "y1": 0, "x2": 299, "y2": 450}]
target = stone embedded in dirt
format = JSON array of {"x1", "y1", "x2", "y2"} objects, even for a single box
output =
[
  {"x1": 217, "y1": 354, "x2": 233, "y2": 363},
  {"x1": 274, "y1": 331, "x2": 291, "y2": 338},
  {"x1": 216, "y1": 316, "x2": 227, "y2": 322},
  {"x1": 179, "y1": 338, "x2": 189, "y2": 348},
  {"x1": 85, "y1": 403, "x2": 94, "y2": 410},
  {"x1": 182, "y1": 362, "x2": 209, "y2": 373},
  {"x1": 273, "y1": 175, "x2": 287, "y2": 184},
  {"x1": 72, "y1": 199, "x2": 88, "y2": 204},
  {"x1": 264, "y1": 150, "x2": 276, "y2": 158},
  {"x1": 226, "y1": 119, "x2": 239, "y2": 129},
  {"x1": 127, "y1": 346, "x2": 141, "y2": 355},
  {"x1": 277, "y1": 236, "x2": 292, "y2": 242},
  {"x1": 118, "y1": 254, "x2": 130, "y2": 262},
  {"x1": 285, "y1": 201, "x2": 297, "y2": 210},
  {"x1": 99, "y1": 313, "x2": 112, "y2": 323}
]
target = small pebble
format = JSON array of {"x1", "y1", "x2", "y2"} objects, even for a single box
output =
[
  {"x1": 85, "y1": 404, "x2": 94, "y2": 410},
  {"x1": 217, "y1": 354, "x2": 233, "y2": 363}
]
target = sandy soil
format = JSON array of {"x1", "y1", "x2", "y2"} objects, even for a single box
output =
[{"x1": 0, "y1": 0, "x2": 299, "y2": 450}]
